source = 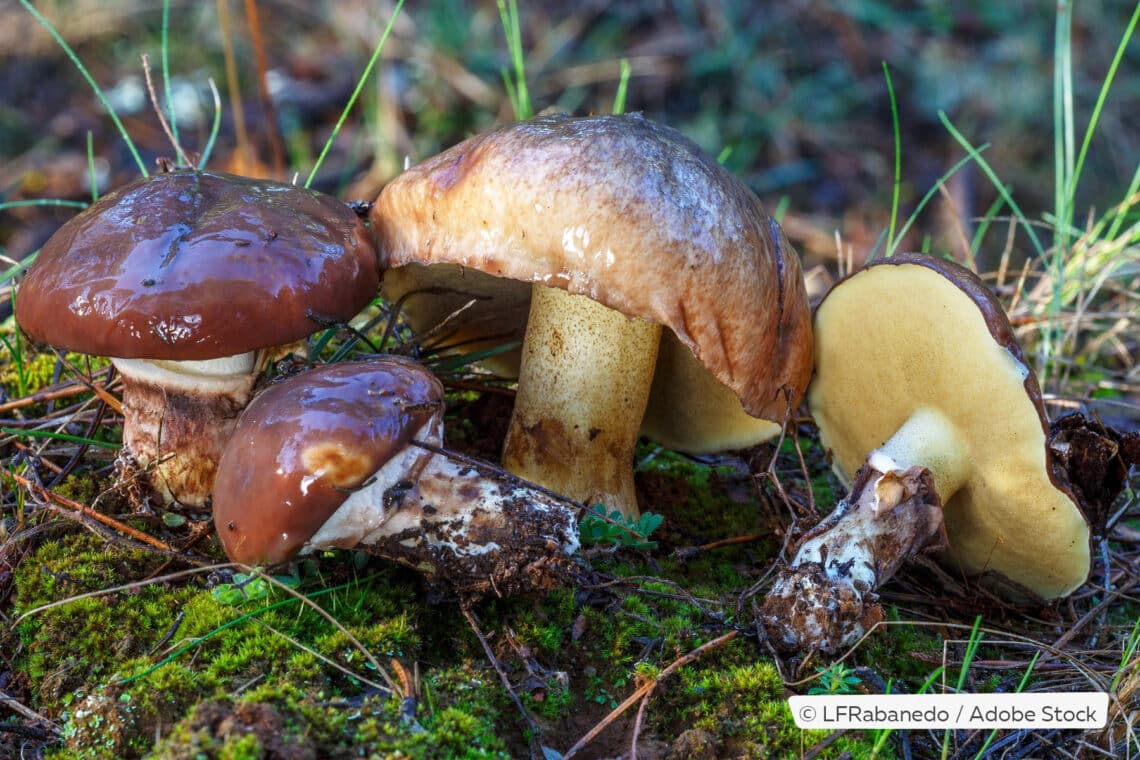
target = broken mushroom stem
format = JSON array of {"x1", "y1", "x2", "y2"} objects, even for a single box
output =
[
  {"x1": 761, "y1": 457, "x2": 946, "y2": 653},
  {"x1": 307, "y1": 415, "x2": 582, "y2": 594},
  {"x1": 503, "y1": 285, "x2": 663, "y2": 518},
  {"x1": 357, "y1": 435, "x2": 583, "y2": 595}
]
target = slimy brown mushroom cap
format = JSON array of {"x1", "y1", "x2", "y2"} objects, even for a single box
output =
[
  {"x1": 15, "y1": 170, "x2": 379, "y2": 507},
  {"x1": 17, "y1": 169, "x2": 377, "y2": 360}
]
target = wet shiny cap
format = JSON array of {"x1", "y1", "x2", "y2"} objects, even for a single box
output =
[
  {"x1": 16, "y1": 170, "x2": 378, "y2": 360},
  {"x1": 212, "y1": 356, "x2": 444, "y2": 565}
]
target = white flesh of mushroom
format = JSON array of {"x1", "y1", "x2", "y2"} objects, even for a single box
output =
[{"x1": 308, "y1": 418, "x2": 581, "y2": 559}]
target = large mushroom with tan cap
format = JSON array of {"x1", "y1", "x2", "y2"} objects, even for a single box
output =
[
  {"x1": 371, "y1": 113, "x2": 813, "y2": 518},
  {"x1": 212, "y1": 356, "x2": 579, "y2": 596},
  {"x1": 15, "y1": 169, "x2": 378, "y2": 508},
  {"x1": 761, "y1": 254, "x2": 1092, "y2": 653}
]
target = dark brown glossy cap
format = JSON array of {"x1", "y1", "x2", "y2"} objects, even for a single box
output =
[
  {"x1": 16, "y1": 170, "x2": 378, "y2": 360},
  {"x1": 372, "y1": 113, "x2": 813, "y2": 422},
  {"x1": 213, "y1": 356, "x2": 444, "y2": 565}
]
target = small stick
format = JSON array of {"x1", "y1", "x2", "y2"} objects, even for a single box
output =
[
  {"x1": 0, "y1": 374, "x2": 113, "y2": 414},
  {"x1": 50, "y1": 351, "x2": 123, "y2": 415},
  {"x1": 462, "y1": 604, "x2": 543, "y2": 760},
  {"x1": 11, "y1": 443, "x2": 64, "y2": 474},
  {"x1": 672, "y1": 533, "x2": 764, "y2": 560},
  {"x1": 562, "y1": 629, "x2": 739, "y2": 759},
  {"x1": 6, "y1": 470, "x2": 176, "y2": 554},
  {"x1": 141, "y1": 53, "x2": 190, "y2": 167},
  {"x1": 0, "y1": 689, "x2": 59, "y2": 733},
  {"x1": 243, "y1": 0, "x2": 286, "y2": 177}
]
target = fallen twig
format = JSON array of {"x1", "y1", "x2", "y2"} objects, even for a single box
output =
[
  {"x1": 672, "y1": 533, "x2": 764, "y2": 560},
  {"x1": 6, "y1": 469, "x2": 176, "y2": 554},
  {"x1": 461, "y1": 604, "x2": 543, "y2": 760},
  {"x1": 0, "y1": 689, "x2": 60, "y2": 736},
  {"x1": 563, "y1": 629, "x2": 739, "y2": 760}
]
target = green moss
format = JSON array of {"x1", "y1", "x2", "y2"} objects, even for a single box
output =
[
  {"x1": 217, "y1": 733, "x2": 262, "y2": 760},
  {"x1": 351, "y1": 704, "x2": 510, "y2": 759},
  {"x1": 5, "y1": 431, "x2": 907, "y2": 759},
  {"x1": 670, "y1": 652, "x2": 881, "y2": 758},
  {"x1": 51, "y1": 472, "x2": 115, "y2": 511},
  {"x1": 636, "y1": 447, "x2": 764, "y2": 541},
  {"x1": 0, "y1": 324, "x2": 110, "y2": 401},
  {"x1": 859, "y1": 606, "x2": 943, "y2": 686}
]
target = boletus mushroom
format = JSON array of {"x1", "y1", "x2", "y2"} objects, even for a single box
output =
[
  {"x1": 761, "y1": 254, "x2": 1092, "y2": 653},
  {"x1": 212, "y1": 356, "x2": 579, "y2": 596},
  {"x1": 15, "y1": 169, "x2": 378, "y2": 507},
  {"x1": 371, "y1": 113, "x2": 813, "y2": 518}
]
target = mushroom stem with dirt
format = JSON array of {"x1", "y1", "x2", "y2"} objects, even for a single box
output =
[
  {"x1": 212, "y1": 356, "x2": 580, "y2": 596},
  {"x1": 15, "y1": 169, "x2": 378, "y2": 508},
  {"x1": 761, "y1": 254, "x2": 1092, "y2": 654},
  {"x1": 372, "y1": 113, "x2": 813, "y2": 518}
]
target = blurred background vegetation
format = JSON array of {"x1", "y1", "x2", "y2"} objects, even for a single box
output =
[{"x1": 2, "y1": 0, "x2": 1137, "y2": 274}]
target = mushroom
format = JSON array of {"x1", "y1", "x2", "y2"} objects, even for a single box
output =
[
  {"x1": 761, "y1": 254, "x2": 1092, "y2": 653},
  {"x1": 212, "y1": 356, "x2": 579, "y2": 596},
  {"x1": 15, "y1": 169, "x2": 378, "y2": 507},
  {"x1": 371, "y1": 113, "x2": 813, "y2": 517}
]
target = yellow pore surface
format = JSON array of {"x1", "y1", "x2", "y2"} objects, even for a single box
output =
[{"x1": 808, "y1": 262, "x2": 1089, "y2": 598}]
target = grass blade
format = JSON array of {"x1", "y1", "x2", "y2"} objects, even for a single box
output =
[
  {"x1": 18, "y1": 0, "x2": 148, "y2": 177},
  {"x1": 940, "y1": 112, "x2": 1045, "y2": 260},
  {"x1": 1, "y1": 428, "x2": 120, "y2": 451},
  {"x1": 497, "y1": 0, "x2": 532, "y2": 119},
  {"x1": 1068, "y1": 1, "x2": 1140, "y2": 229},
  {"x1": 305, "y1": 0, "x2": 405, "y2": 188},
  {"x1": 612, "y1": 58, "x2": 632, "y2": 115},
  {"x1": 882, "y1": 62, "x2": 901, "y2": 257},
  {"x1": 161, "y1": 0, "x2": 178, "y2": 147}
]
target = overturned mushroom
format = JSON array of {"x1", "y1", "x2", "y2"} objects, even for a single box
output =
[
  {"x1": 372, "y1": 113, "x2": 813, "y2": 518},
  {"x1": 15, "y1": 169, "x2": 378, "y2": 507},
  {"x1": 212, "y1": 356, "x2": 579, "y2": 596},
  {"x1": 762, "y1": 254, "x2": 1092, "y2": 653}
]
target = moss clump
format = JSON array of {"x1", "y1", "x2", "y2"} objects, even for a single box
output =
[
  {"x1": 12, "y1": 531, "x2": 528, "y2": 758},
  {"x1": 635, "y1": 447, "x2": 767, "y2": 543},
  {"x1": 0, "y1": 320, "x2": 110, "y2": 401},
  {"x1": 670, "y1": 648, "x2": 880, "y2": 758},
  {"x1": 350, "y1": 703, "x2": 509, "y2": 759},
  {"x1": 858, "y1": 605, "x2": 944, "y2": 686}
]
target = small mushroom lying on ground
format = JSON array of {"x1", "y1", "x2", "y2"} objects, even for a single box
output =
[
  {"x1": 212, "y1": 356, "x2": 580, "y2": 596},
  {"x1": 371, "y1": 113, "x2": 813, "y2": 518},
  {"x1": 15, "y1": 169, "x2": 378, "y2": 508},
  {"x1": 761, "y1": 254, "x2": 1092, "y2": 653}
]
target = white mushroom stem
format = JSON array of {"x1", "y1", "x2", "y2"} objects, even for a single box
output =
[
  {"x1": 872, "y1": 406, "x2": 971, "y2": 503},
  {"x1": 112, "y1": 353, "x2": 259, "y2": 508},
  {"x1": 502, "y1": 284, "x2": 662, "y2": 519},
  {"x1": 307, "y1": 419, "x2": 580, "y2": 594},
  {"x1": 761, "y1": 407, "x2": 970, "y2": 653}
]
